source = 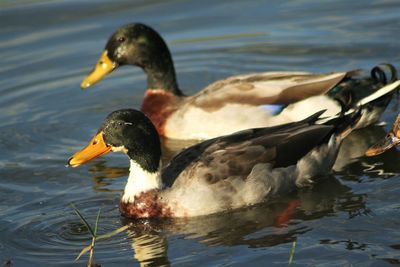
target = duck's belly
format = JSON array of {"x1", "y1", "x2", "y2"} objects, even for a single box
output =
[
  {"x1": 164, "y1": 104, "x2": 277, "y2": 139},
  {"x1": 164, "y1": 96, "x2": 342, "y2": 140}
]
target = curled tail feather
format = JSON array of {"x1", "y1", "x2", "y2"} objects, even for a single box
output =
[{"x1": 371, "y1": 63, "x2": 398, "y2": 84}]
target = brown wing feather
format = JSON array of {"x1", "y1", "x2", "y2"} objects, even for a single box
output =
[
  {"x1": 162, "y1": 111, "x2": 334, "y2": 187},
  {"x1": 185, "y1": 71, "x2": 354, "y2": 111}
]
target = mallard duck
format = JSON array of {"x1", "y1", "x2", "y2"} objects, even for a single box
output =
[
  {"x1": 80, "y1": 23, "x2": 399, "y2": 140},
  {"x1": 366, "y1": 114, "x2": 400, "y2": 156},
  {"x1": 68, "y1": 108, "x2": 362, "y2": 218}
]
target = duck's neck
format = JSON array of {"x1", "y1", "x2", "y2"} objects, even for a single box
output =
[
  {"x1": 121, "y1": 159, "x2": 162, "y2": 203},
  {"x1": 143, "y1": 51, "x2": 183, "y2": 96}
]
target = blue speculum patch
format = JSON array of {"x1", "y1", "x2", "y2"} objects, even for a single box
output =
[{"x1": 259, "y1": 104, "x2": 285, "y2": 115}]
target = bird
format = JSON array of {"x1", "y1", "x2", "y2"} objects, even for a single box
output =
[
  {"x1": 68, "y1": 107, "x2": 364, "y2": 219},
  {"x1": 366, "y1": 113, "x2": 400, "y2": 156},
  {"x1": 79, "y1": 23, "x2": 400, "y2": 140}
]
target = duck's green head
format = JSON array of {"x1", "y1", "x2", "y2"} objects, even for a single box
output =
[
  {"x1": 68, "y1": 109, "x2": 162, "y2": 172},
  {"x1": 81, "y1": 23, "x2": 179, "y2": 93},
  {"x1": 106, "y1": 23, "x2": 169, "y2": 67}
]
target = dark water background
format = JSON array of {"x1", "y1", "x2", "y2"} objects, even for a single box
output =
[{"x1": 1, "y1": 0, "x2": 400, "y2": 266}]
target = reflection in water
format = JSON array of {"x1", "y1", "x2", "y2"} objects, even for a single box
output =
[
  {"x1": 129, "y1": 232, "x2": 170, "y2": 267},
  {"x1": 320, "y1": 239, "x2": 367, "y2": 250},
  {"x1": 333, "y1": 126, "x2": 387, "y2": 171},
  {"x1": 88, "y1": 161, "x2": 129, "y2": 179},
  {"x1": 339, "y1": 144, "x2": 400, "y2": 179},
  {"x1": 160, "y1": 138, "x2": 198, "y2": 164},
  {"x1": 114, "y1": 175, "x2": 369, "y2": 265},
  {"x1": 87, "y1": 161, "x2": 128, "y2": 192},
  {"x1": 361, "y1": 162, "x2": 398, "y2": 177},
  {"x1": 332, "y1": 123, "x2": 400, "y2": 179}
]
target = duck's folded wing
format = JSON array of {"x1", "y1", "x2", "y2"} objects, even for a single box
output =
[
  {"x1": 189, "y1": 71, "x2": 357, "y2": 110},
  {"x1": 162, "y1": 115, "x2": 334, "y2": 186}
]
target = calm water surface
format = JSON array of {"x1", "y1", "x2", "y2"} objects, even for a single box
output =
[{"x1": 1, "y1": 0, "x2": 400, "y2": 266}]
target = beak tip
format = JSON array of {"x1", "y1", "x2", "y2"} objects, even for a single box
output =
[
  {"x1": 66, "y1": 157, "x2": 72, "y2": 167},
  {"x1": 67, "y1": 157, "x2": 79, "y2": 168},
  {"x1": 80, "y1": 82, "x2": 91, "y2": 89}
]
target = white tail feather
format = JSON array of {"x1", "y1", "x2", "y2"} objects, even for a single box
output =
[
  {"x1": 318, "y1": 80, "x2": 400, "y2": 124},
  {"x1": 357, "y1": 80, "x2": 400, "y2": 106}
]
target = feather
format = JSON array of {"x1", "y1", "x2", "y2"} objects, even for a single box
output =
[{"x1": 188, "y1": 71, "x2": 349, "y2": 110}]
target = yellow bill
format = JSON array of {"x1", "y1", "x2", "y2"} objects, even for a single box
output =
[
  {"x1": 68, "y1": 131, "x2": 111, "y2": 167},
  {"x1": 81, "y1": 50, "x2": 117, "y2": 89}
]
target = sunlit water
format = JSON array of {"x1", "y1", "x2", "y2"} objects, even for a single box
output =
[{"x1": 1, "y1": 0, "x2": 400, "y2": 266}]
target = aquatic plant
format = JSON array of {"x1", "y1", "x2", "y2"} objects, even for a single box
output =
[
  {"x1": 288, "y1": 239, "x2": 297, "y2": 266},
  {"x1": 70, "y1": 203, "x2": 129, "y2": 266}
]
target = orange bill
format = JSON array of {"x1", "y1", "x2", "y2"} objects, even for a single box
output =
[
  {"x1": 81, "y1": 50, "x2": 117, "y2": 89},
  {"x1": 68, "y1": 131, "x2": 111, "y2": 167}
]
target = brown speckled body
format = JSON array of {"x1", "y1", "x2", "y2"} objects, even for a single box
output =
[
  {"x1": 119, "y1": 190, "x2": 174, "y2": 219},
  {"x1": 140, "y1": 89, "x2": 181, "y2": 136}
]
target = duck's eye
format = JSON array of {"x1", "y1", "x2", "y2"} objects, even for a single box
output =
[{"x1": 117, "y1": 37, "x2": 126, "y2": 43}]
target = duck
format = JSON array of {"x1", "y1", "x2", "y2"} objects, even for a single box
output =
[
  {"x1": 366, "y1": 113, "x2": 400, "y2": 156},
  {"x1": 80, "y1": 23, "x2": 400, "y2": 140},
  {"x1": 68, "y1": 108, "x2": 362, "y2": 219}
]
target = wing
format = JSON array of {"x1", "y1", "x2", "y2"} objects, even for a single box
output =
[
  {"x1": 162, "y1": 111, "x2": 333, "y2": 186},
  {"x1": 185, "y1": 71, "x2": 358, "y2": 111}
]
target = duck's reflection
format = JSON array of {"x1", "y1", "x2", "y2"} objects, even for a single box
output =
[
  {"x1": 86, "y1": 161, "x2": 128, "y2": 192},
  {"x1": 129, "y1": 232, "x2": 170, "y2": 267},
  {"x1": 335, "y1": 128, "x2": 400, "y2": 178},
  {"x1": 341, "y1": 147, "x2": 400, "y2": 178},
  {"x1": 114, "y1": 175, "x2": 369, "y2": 266},
  {"x1": 333, "y1": 126, "x2": 387, "y2": 171}
]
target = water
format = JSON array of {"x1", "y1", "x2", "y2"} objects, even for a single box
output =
[{"x1": 1, "y1": 0, "x2": 400, "y2": 266}]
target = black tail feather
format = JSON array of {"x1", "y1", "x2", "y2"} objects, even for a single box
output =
[
  {"x1": 371, "y1": 63, "x2": 398, "y2": 84},
  {"x1": 331, "y1": 63, "x2": 398, "y2": 113}
]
